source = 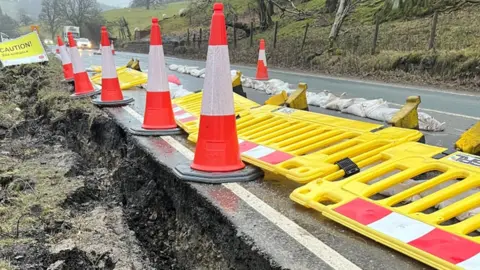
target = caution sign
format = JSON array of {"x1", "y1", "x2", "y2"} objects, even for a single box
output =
[{"x1": 0, "y1": 31, "x2": 48, "y2": 67}]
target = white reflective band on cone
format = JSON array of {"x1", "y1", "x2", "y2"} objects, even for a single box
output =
[
  {"x1": 259, "y1": 50, "x2": 267, "y2": 67},
  {"x1": 59, "y1": 45, "x2": 72, "y2": 65},
  {"x1": 70, "y1": 47, "x2": 86, "y2": 74},
  {"x1": 147, "y1": 45, "x2": 169, "y2": 92},
  {"x1": 101, "y1": 46, "x2": 117, "y2": 79},
  {"x1": 201, "y1": 45, "x2": 235, "y2": 116}
]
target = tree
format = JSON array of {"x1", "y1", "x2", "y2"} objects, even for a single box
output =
[
  {"x1": 58, "y1": 0, "x2": 101, "y2": 27},
  {"x1": 0, "y1": 14, "x2": 18, "y2": 37},
  {"x1": 39, "y1": 0, "x2": 63, "y2": 40},
  {"x1": 130, "y1": 0, "x2": 166, "y2": 9},
  {"x1": 19, "y1": 9, "x2": 33, "y2": 26},
  {"x1": 329, "y1": 0, "x2": 360, "y2": 49}
]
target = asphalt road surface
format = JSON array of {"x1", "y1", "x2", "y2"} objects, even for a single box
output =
[
  {"x1": 70, "y1": 49, "x2": 480, "y2": 269},
  {"x1": 78, "y1": 49, "x2": 479, "y2": 149}
]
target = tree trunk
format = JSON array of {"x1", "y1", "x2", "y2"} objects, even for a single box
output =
[
  {"x1": 257, "y1": 0, "x2": 272, "y2": 30},
  {"x1": 326, "y1": 0, "x2": 338, "y2": 13},
  {"x1": 226, "y1": 21, "x2": 251, "y2": 36},
  {"x1": 267, "y1": 0, "x2": 274, "y2": 15},
  {"x1": 146, "y1": 0, "x2": 150, "y2": 10},
  {"x1": 329, "y1": 0, "x2": 351, "y2": 45}
]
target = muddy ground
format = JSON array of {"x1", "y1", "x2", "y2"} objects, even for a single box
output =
[{"x1": 0, "y1": 58, "x2": 276, "y2": 270}]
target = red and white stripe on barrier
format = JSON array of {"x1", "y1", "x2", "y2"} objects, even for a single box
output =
[
  {"x1": 173, "y1": 104, "x2": 197, "y2": 123},
  {"x1": 239, "y1": 139, "x2": 294, "y2": 165},
  {"x1": 334, "y1": 198, "x2": 480, "y2": 269}
]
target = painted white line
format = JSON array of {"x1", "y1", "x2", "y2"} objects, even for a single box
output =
[
  {"x1": 121, "y1": 106, "x2": 361, "y2": 270},
  {"x1": 389, "y1": 102, "x2": 480, "y2": 120}
]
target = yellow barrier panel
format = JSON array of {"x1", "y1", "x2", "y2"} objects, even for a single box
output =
[
  {"x1": 189, "y1": 105, "x2": 423, "y2": 184},
  {"x1": 455, "y1": 121, "x2": 480, "y2": 155},
  {"x1": 91, "y1": 67, "x2": 147, "y2": 90},
  {"x1": 389, "y1": 96, "x2": 421, "y2": 130},
  {"x1": 172, "y1": 92, "x2": 260, "y2": 134},
  {"x1": 290, "y1": 142, "x2": 480, "y2": 270}
]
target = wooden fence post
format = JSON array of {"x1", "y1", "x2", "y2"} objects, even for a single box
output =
[
  {"x1": 371, "y1": 16, "x2": 380, "y2": 55},
  {"x1": 301, "y1": 23, "x2": 309, "y2": 51},
  {"x1": 428, "y1": 11, "x2": 439, "y2": 51},
  {"x1": 233, "y1": 20, "x2": 237, "y2": 48},
  {"x1": 199, "y1": 28, "x2": 202, "y2": 47},
  {"x1": 273, "y1": 21, "x2": 278, "y2": 48},
  {"x1": 250, "y1": 22, "x2": 254, "y2": 47}
]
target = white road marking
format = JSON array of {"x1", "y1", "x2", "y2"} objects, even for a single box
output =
[
  {"x1": 388, "y1": 102, "x2": 480, "y2": 120},
  {"x1": 121, "y1": 106, "x2": 362, "y2": 270}
]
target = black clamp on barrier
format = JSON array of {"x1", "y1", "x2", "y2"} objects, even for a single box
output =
[{"x1": 335, "y1": 158, "x2": 360, "y2": 177}]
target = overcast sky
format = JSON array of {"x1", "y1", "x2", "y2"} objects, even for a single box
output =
[{"x1": 97, "y1": 0, "x2": 131, "y2": 7}]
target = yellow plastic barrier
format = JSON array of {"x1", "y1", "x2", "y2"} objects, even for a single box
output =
[
  {"x1": 455, "y1": 121, "x2": 480, "y2": 155},
  {"x1": 91, "y1": 67, "x2": 147, "y2": 90},
  {"x1": 172, "y1": 92, "x2": 260, "y2": 134},
  {"x1": 189, "y1": 105, "x2": 424, "y2": 184},
  {"x1": 290, "y1": 142, "x2": 480, "y2": 270}
]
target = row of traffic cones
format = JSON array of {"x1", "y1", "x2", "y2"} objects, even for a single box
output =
[{"x1": 56, "y1": 4, "x2": 261, "y2": 183}]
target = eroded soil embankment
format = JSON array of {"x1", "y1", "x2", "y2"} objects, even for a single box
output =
[{"x1": 0, "y1": 60, "x2": 276, "y2": 269}]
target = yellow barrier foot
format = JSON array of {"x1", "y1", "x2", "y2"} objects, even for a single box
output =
[
  {"x1": 232, "y1": 71, "x2": 247, "y2": 98},
  {"x1": 131, "y1": 59, "x2": 142, "y2": 72},
  {"x1": 389, "y1": 96, "x2": 421, "y2": 129},
  {"x1": 455, "y1": 121, "x2": 480, "y2": 155},
  {"x1": 286, "y1": 83, "x2": 308, "y2": 111},
  {"x1": 264, "y1": 90, "x2": 288, "y2": 106},
  {"x1": 126, "y1": 58, "x2": 134, "y2": 68}
]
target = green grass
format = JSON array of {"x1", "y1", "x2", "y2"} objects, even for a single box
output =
[{"x1": 103, "y1": 1, "x2": 188, "y2": 32}]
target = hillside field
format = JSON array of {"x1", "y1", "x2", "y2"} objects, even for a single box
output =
[{"x1": 104, "y1": 0, "x2": 480, "y2": 90}]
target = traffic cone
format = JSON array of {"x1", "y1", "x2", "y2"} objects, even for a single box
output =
[
  {"x1": 92, "y1": 26, "x2": 133, "y2": 107},
  {"x1": 68, "y1": 32, "x2": 100, "y2": 98},
  {"x1": 174, "y1": 3, "x2": 262, "y2": 184},
  {"x1": 255, "y1": 39, "x2": 269, "y2": 80},
  {"x1": 57, "y1": 36, "x2": 74, "y2": 82},
  {"x1": 130, "y1": 18, "x2": 181, "y2": 136}
]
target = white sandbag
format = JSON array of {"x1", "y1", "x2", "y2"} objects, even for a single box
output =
[
  {"x1": 419, "y1": 112, "x2": 446, "y2": 132},
  {"x1": 168, "y1": 64, "x2": 179, "y2": 71},
  {"x1": 169, "y1": 83, "x2": 193, "y2": 98},
  {"x1": 190, "y1": 68, "x2": 205, "y2": 77},
  {"x1": 265, "y1": 79, "x2": 290, "y2": 95},
  {"x1": 185, "y1": 66, "x2": 199, "y2": 74}
]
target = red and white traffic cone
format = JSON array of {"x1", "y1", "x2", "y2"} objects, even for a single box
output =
[
  {"x1": 68, "y1": 32, "x2": 100, "y2": 98},
  {"x1": 130, "y1": 18, "x2": 181, "y2": 136},
  {"x1": 255, "y1": 39, "x2": 269, "y2": 80},
  {"x1": 92, "y1": 26, "x2": 133, "y2": 107},
  {"x1": 57, "y1": 36, "x2": 74, "y2": 82},
  {"x1": 174, "y1": 3, "x2": 261, "y2": 184}
]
